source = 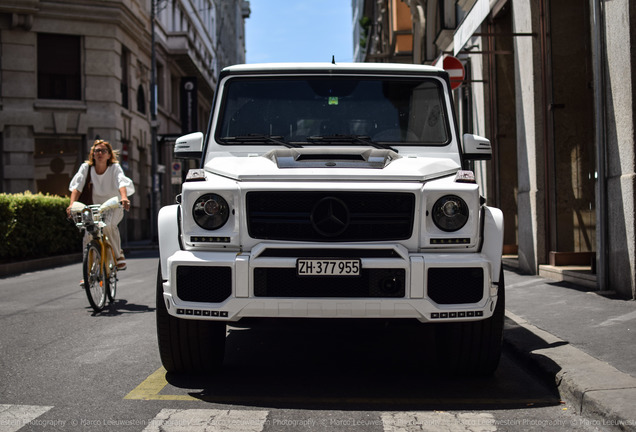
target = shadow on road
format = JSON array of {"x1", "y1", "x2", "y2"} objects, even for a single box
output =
[
  {"x1": 164, "y1": 319, "x2": 562, "y2": 411},
  {"x1": 89, "y1": 299, "x2": 155, "y2": 316}
]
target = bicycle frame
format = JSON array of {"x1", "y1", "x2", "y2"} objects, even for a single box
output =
[{"x1": 93, "y1": 233, "x2": 117, "y2": 282}]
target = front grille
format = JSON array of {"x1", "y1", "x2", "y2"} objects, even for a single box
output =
[
  {"x1": 257, "y1": 248, "x2": 401, "y2": 258},
  {"x1": 427, "y1": 267, "x2": 484, "y2": 304},
  {"x1": 176, "y1": 266, "x2": 232, "y2": 303},
  {"x1": 246, "y1": 191, "x2": 415, "y2": 241},
  {"x1": 254, "y1": 268, "x2": 405, "y2": 298}
]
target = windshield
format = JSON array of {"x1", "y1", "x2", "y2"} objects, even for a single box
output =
[{"x1": 215, "y1": 76, "x2": 450, "y2": 146}]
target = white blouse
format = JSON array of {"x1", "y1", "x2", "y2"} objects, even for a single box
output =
[{"x1": 69, "y1": 162, "x2": 135, "y2": 204}]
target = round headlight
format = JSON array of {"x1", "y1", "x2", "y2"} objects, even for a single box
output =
[
  {"x1": 193, "y1": 194, "x2": 230, "y2": 230},
  {"x1": 432, "y1": 195, "x2": 469, "y2": 232}
]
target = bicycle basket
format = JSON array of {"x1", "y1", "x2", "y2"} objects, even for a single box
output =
[{"x1": 73, "y1": 207, "x2": 102, "y2": 228}]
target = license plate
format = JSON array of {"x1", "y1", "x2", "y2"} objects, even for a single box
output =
[{"x1": 297, "y1": 259, "x2": 361, "y2": 276}]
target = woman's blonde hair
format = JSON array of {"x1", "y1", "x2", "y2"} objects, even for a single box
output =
[{"x1": 87, "y1": 139, "x2": 120, "y2": 166}]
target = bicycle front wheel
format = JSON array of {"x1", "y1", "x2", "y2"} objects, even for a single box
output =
[
  {"x1": 105, "y1": 244, "x2": 117, "y2": 302},
  {"x1": 83, "y1": 240, "x2": 107, "y2": 312}
]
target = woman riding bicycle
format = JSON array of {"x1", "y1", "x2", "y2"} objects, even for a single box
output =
[{"x1": 67, "y1": 139, "x2": 135, "y2": 270}]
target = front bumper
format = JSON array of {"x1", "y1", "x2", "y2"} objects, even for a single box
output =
[{"x1": 161, "y1": 243, "x2": 500, "y2": 323}]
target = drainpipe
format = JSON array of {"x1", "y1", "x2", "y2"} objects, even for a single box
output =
[
  {"x1": 539, "y1": 0, "x2": 554, "y2": 267},
  {"x1": 150, "y1": 0, "x2": 160, "y2": 243},
  {"x1": 590, "y1": 0, "x2": 607, "y2": 290}
]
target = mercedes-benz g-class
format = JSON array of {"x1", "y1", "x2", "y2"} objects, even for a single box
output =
[{"x1": 157, "y1": 62, "x2": 504, "y2": 375}]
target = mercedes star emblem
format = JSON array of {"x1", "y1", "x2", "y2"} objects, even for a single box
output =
[{"x1": 310, "y1": 197, "x2": 350, "y2": 237}]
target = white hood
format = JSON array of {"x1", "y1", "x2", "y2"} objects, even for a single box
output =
[{"x1": 204, "y1": 148, "x2": 461, "y2": 182}]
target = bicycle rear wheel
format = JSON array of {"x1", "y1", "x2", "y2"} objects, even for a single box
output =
[{"x1": 83, "y1": 240, "x2": 107, "y2": 312}]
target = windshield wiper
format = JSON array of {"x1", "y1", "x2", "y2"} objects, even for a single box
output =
[
  {"x1": 220, "y1": 134, "x2": 303, "y2": 148},
  {"x1": 306, "y1": 134, "x2": 398, "y2": 153}
]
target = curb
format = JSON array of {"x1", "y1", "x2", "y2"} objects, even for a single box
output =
[
  {"x1": 0, "y1": 253, "x2": 82, "y2": 278},
  {"x1": 504, "y1": 310, "x2": 636, "y2": 431}
]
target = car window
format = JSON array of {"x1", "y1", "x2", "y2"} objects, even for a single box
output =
[{"x1": 215, "y1": 77, "x2": 450, "y2": 146}]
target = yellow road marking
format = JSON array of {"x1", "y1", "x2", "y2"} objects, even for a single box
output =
[{"x1": 124, "y1": 367, "x2": 197, "y2": 401}]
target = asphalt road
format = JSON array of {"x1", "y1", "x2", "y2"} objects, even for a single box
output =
[{"x1": 0, "y1": 251, "x2": 611, "y2": 431}]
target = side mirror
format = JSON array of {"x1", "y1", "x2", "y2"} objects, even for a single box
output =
[
  {"x1": 462, "y1": 134, "x2": 492, "y2": 160},
  {"x1": 174, "y1": 132, "x2": 203, "y2": 159}
]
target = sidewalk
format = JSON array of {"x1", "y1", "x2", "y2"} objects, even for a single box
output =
[{"x1": 503, "y1": 265, "x2": 636, "y2": 431}]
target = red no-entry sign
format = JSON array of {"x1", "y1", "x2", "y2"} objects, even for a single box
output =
[{"x1": 442, "y1": 55, "x2": 465, "y2": 90}]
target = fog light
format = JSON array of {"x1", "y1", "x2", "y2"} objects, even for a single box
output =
[{"x1": 380, "y1": 276, "x2": 400, "y2": 294}]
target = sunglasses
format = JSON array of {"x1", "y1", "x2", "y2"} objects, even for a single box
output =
[{"x1": 93, "y1": 148, "x2": 109, "y2": 154}]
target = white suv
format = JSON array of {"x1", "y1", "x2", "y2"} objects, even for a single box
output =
[{"x1": 157, "y1": 63, "x2": 504, "y2": 375}]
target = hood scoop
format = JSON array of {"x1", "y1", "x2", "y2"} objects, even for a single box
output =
[{"x1": 264, "y1": 148, "x2": 400, "y2": 169}]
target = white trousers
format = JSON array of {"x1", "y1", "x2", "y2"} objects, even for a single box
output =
[{"x1": 83, "y1": 207, "x2": 125, "y2": 260}]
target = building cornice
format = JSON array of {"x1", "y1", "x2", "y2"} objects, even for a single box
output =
[{"x1": 28, "y1": 1, "x2": 151, "y2": 53}]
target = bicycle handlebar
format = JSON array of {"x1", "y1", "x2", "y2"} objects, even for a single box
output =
[
  {"x1": 70, "y1": 197, "x2": 121, "y2": 231},
  {"x1": 70, "y1": 196, "x2": 122, "y2": 214}
]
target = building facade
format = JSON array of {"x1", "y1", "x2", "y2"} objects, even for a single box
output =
[
  {"x1": 354, "y1": 0, "x2": 636, "y2": 299},
  {"x1": 0, "y1": 0, "x2": 250, "y2": 241}
]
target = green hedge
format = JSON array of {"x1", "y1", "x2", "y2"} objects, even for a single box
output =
[{"x1": 0, "y1": 192, "x2": 82, "y2": 263}]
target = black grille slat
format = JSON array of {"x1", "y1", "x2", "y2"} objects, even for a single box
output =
[
  {"x1": 246, "y1": 191, "x2": 415, "y2": 241},
  {"x1": 176, "y1": 266, "x2": 232, "y2": 303},
  {"x1": 427, "y1": 268, "x2": 484, "y2": 304},
  {"x1": 254, "y1": 268, "x2": 405, "y2": 298}
]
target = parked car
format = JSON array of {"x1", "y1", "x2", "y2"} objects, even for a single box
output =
[{"x1": 157, "y1": 62, "x2": 504, "y2": 375}]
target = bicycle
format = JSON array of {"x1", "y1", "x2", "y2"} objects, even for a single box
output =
[{"x1": 70, "y1": 197, "x2": 121, "y2": 312}]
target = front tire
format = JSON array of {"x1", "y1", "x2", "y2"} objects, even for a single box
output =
[
  {"x1": 83, "y1": 241, "x2": 107, "y2": 312},
  {"x1": 156, "y1": 263, "x2": 226, "y2": 374},
  {"x1": 435, "y1": 268, "x2": 505, "y2": 376},
  {"x1": 105, "y1": 247, "x2": 117, "y2": 302}
]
